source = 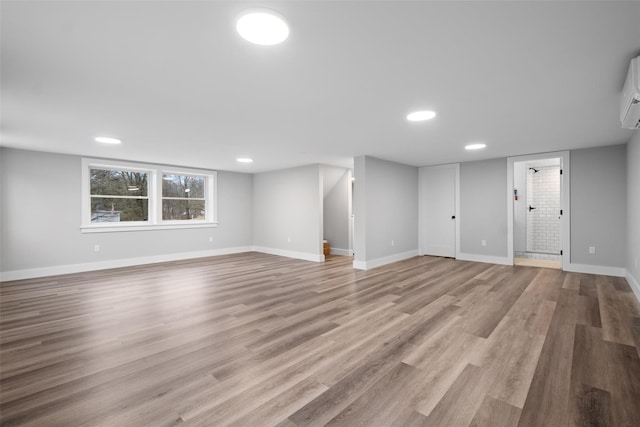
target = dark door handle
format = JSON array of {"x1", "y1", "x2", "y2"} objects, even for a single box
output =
[
  {"x1": 451, "y1": 215, "x2": 456, "y2": 219},
  {"x1": 529, "y1": 205, "x2": 537, "y2": 212}
]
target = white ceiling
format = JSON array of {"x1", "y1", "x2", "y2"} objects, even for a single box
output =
[{"x1": 2, "y1": 1, "x2": 639, "y2": 173}]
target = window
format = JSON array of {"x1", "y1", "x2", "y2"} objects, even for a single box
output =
[
  {"x1": 162, "y1": 174, "x2": 206, "y2": 221},
  {"x1": 90, "y1": 168, "x2": 149, "y2": 223},
  {"x1": 82, "y1": 159, "x2": 216, "y2": 232}
]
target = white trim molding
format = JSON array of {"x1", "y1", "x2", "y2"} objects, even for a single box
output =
[
  {"x1": 81, "y1": 222, "x2": 219, "y2": 233},
  {"x1": 352, "y1": 260, "x2": 367, "y2": 270},
  {"x1": 0, "y1": 246, "x2": 253, "y2": 282},
  {"x1": 252, "y1": 246, "x2": 325, "y2": 263},
  {"x1": 625, "y1": 271, "x2": 640, "y2": 303},
  {"x1": 456, "y1": 252, "x2": 513, "y2": 266},
  {"x1": 563, "y1": 263, "x2": 626, "y2": 277},
  {"x1": 352, "y1": 250, "x2": 418, "y2": 270}
]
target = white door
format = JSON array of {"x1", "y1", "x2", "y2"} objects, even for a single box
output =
[{"x1": 419, "y1": 164, "x2": 458, "y2": 257}]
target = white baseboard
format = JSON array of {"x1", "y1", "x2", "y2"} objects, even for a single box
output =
[
  {"x1": 625, "y1": 271, "x2": 640, "y2": 303},
  {"x1": 352, "y1": 260, "x2": 366, "y2": 270},
  {"x1": 563, "y1": 263, "x2": 626, "y2": 277},
  {"x1": 352, "y1": 250, "x2": 418, "y2": 270},
  {"x1": 329, "y1": 247, "x2": 352, "y2": 256},
  {"x1": 252, "y1": 246, "x2": 324, "y2": 263},
  {"x1": 0, "y1": 246, "x2": 254, "y2": 282},
  {"x1": 456, "y1": 252, "x2": 513, "y2": 266}
]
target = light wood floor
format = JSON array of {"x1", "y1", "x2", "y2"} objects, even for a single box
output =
[
  {"x1": 1, "y1": 253, "x2": 639, "y2": 426},
  {"x1": 514, "y1": 257, "x2": 561, "y2": 269}
]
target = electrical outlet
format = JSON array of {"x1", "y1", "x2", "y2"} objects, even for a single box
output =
[
  {"x1": 588, "y1": 246, "x2": 596, "y2": 255},
  {"x1": 391, "y1": 240, "x2": 395, "y2": 246},
  {"x1": 94, "y1": 245, "x2": 100, "y2": 252},
  {"x1": 287, "y1": 236, "x2": 291, "y2": 243},
  {"x1": 481, "y1": 240, "x2": 487, "y2": 247},
  {"x1": 209, "y1": 236, "x2": 213, "y2": 243}
]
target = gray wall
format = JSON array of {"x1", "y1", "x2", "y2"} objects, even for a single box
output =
[
  {"x1": 354, "y1": 156, "x2": 418, "y2": 262},
  {"x1": 460, "y1": 158, "x2": 508, "y2": 257},
  {"x1": 3, "y1": 143, "x2": 635, "y2": 277},
  {"x1": 627, "y1": 133, "x2": 640, "y2": 283},
  {"x1": 513, "y1": 162, "x2": 527, "y2": 253},
  {"x1": 323, "y1": 170, "x2": 349, "y2": 252},
  {"x1": 571, "y1": 145, "x2": 626, "y2": 267},
  {"x1": 353, "y1": 156, "x2": 367, "y2": 261},
  {"x1": 0, "y1": 149, "x2": 4, "y2": 272},
  {"x1": 252, "y1": 164, "x2": 322, "y2": 258},
  {"x1": 0, "y1": 148, "x2": 253, "y2": 273}
]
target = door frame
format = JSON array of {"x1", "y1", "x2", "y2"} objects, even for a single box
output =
[
  {"x1": 507, "y1": 151, "x2": 570, "y2": 268},
  {"x1": 418, "y1": 163, "x2": 460, "y2": 258},
  {"x1": 347, "y1": 169, "x2": 354, "y2": 256}
]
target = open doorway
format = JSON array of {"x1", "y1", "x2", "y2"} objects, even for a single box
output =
[
  {"x1": 507, "y1": 151, "x2": 570, "y2": 269},
  {"x1": 514, "y1": 158, "x2": 561, "y2": 268},
  {"x1": 321, "y1": 166, "x2": 353, "y2": 259}
]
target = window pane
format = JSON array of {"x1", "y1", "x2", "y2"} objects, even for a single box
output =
[
  {"x1": 91, "y1": 169, "x2": 148, "y2": 197},
  {"x1": 91, "y1": 198, "x2": 148, "y2": 222},
  {"x1": 162, "y1": 174, "x2": 205, "y2": 198},
  {"x1": 162, "y1": 200, "x2": 206, "y2": 221}
]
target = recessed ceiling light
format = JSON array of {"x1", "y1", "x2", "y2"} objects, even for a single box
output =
[
  {"x1": 237, "y1": 157, "x2": 254, "y2": 163},
  {"x1": 236, "y1": 10, "x2": 289, "y2": 46},
  {"x1": 95, "y1": 136, "x2": 122, "y2": 144},
  {"x1": 465, "y1": 143, "x2": 487, "y2": 150},
  {"x1": 406, "y1": 110, "x2": 436, "y2": 122}
]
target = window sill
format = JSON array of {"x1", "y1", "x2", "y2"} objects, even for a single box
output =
[{"x1": 80, "y1": 222, "x2": 219, "y2": 233}]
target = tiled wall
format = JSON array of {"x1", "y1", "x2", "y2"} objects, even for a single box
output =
[{"x1": 526, "y1": 165, "x2": 561, "y2": 254}]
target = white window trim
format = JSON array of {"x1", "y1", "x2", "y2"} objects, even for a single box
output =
[{"x1": 81, "y1": 158, "x2": 218, "y2": 233}]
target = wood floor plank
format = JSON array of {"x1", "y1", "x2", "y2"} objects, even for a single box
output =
[
  {"x1": 571, "y1": 384, "x2": 614, "y2": 427},
  {"x1": 121, "y1": 336, "x2": 337, "y2": 426},
  {"x1": 469, "y1": 396, "x2": 522, "y2": 427},
  {"x1": 288, "y1": 310, "x2": 435, "y2": 425},
  {"x1": 1, "y1": 252, "x2": 638, "y2": 426},
  {"x1": 562, "y1": 273, "x2": 581, "y2": 292},
  {"x1": 180, "y1": 342, "x2": 341, "y2": 424},
  {"x1": 524, "y1": 299, "x2": 557, "y2": 335},
  {"x1": 576, "y1": 295, "x2": 603, "y2": 328},
  {"x1": 424, "y1": 363, "x2": 491, "y2": 426},
  {"x1": 462, "y1": 267, "x2": 539, "y2": 338},
  {"x1": 452, "y1": 283, "x2": 492, "y2": 308},
  {"x1": 398, "y1": 312, "x2": 486, "y2": 417},
  {"x1": 226, "y1": 376, "x2": 328, "y2": 427},
  {"x1": 632, "y1": 317, "x2": 640, "y2": 359},
  {"x1": 605, "y1": 340, "x2": 640, "y2": 426},
  {"x1": 597, "y1": 276, "x2": 636, "y2": 346},
  {"x1": 287, "y1": 351, "x2": 400, "y2": 426},
  {"x1": 571, "y1": 325, "x2": 610, "y2": 392},
  {"x1": 517, "y1": 290, "x2": 580, "y2": 427},
  {"x1": 323, "y1": 362, "x2": 420, "y2": 426},
  {"x1": 579, "y1": 273, "x2": 598, "y2": 298},
  {"x1": 486, "y1": 330, "x2": 547, "y2": 408}
]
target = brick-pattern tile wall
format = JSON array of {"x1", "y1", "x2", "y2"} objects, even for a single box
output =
[{"x1": 526, "y1": 165, "x2": 560, "y2": 254}]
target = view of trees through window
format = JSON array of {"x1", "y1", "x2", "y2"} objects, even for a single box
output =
[
  {"x1": 90, "y1": 169, "x2": 148, "y2": 222},
  {"x1": 162, "y1": 174, "x2": 206, "y2": 220}
]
